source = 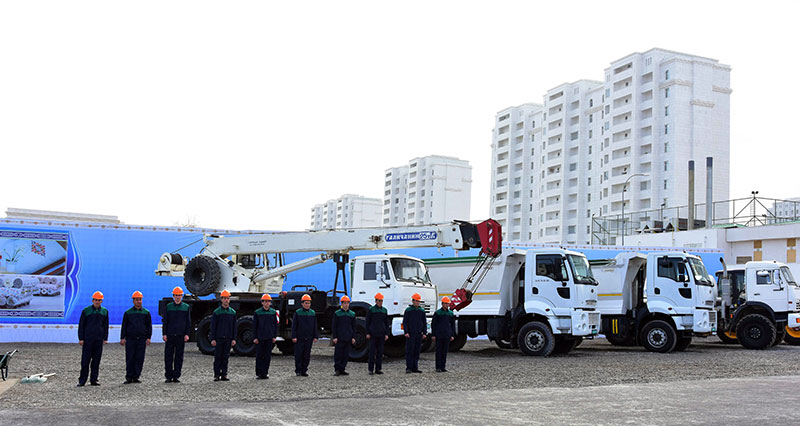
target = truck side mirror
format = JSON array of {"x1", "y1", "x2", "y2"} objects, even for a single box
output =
[
  {"x1": 376, "y1": 262, "x2": 388, "y2": 285},
  {"x1": 677, "y1": 273, "x2": 688, "y2": 283}
]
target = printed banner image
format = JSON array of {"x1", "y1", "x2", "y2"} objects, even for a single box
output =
[{"x1": 0, "y1": 230, "x2": 69, "y2": 318}]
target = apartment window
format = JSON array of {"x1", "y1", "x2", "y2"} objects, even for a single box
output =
[
  {"x1": 664, "y1": 161, "x2": 669, "y2": 171},
  {"x1": 589, "y1": 130, "x2": 593, "y2": 139},
  {"x1": 664, "y1": 124, "x2": 669, "y2": 135},
  {"x1": 589, "y1": 99, "x2": 594, "y2": 108},
  {"x1": 587, "y1": 210, "x2": 591, "y2": 218},
  {"x1": 568, "y1": 225, "x2": 576, "y2": 235},
  {"x1": 645, "y1": 57, "x2": 652, "y2": 66},
  {"x1": 569, "y1": 163, "x2": 577, "y2": 172},
  {"x1": 605, "y1": 88, "x2": 610, "y2": 98},
  {"x1": 589, "y1": 114, "x2": 593, "y2": 123},
  {"x1": 604, "y1": 122, "x2": 609, "y2": 130},
  {"x1": 587, "y1": 177, "x2": 592, "y2": 186},
  {"x1": 664, "y1": 106, "x2": 669, "y2": 117},
  {"x1": 588, "y1": 146, "x2": 592, "y2": 155},
  {"x1": 665, "y1": 87, "x2": 670, "y2": 98},
  {"x1": 588, "y1": 161, "x2": 592, "y2": 170},
  {"x1": 664, "y1": 142, "x2": 669, "y2": 153},
  {"x1": 587, "y1": 193, "x2": 592, "y2": 202},
  {"x1": 665, "y1": 70, "x2": 670, "y2": 80},
  {"x1": 664, "y1": 179, "x2": 668, "y2": 190}
]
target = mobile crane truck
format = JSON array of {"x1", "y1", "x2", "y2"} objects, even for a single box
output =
[
  {"x1": 715, "y1": 259, "x2": 800, "y2": 348},
  {"x1": 425, "y1": 248, "x2": 600, "y2": 356},
  {"x1": 154, "y1": 219, "x2": 501, "y2": 360},
  {"x1": 591, "y1": 252, "x2": 716, "y2": 353}
]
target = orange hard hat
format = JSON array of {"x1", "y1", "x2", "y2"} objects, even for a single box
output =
[
  {"x1": 92, "y1": 291, "x2": 104, "y2": 300},
  {"x1": 172, "y1": 287, "x2": 184, "y2": 296},
  {"x1": 220, "y1": 290, "x2": 231, "y2": 298},
  {"x1": 441, "y1": 296, "x2": 451, "y2": 304},
  {"x1": 374, "y1": 293, "x2": 384, "y2": 300},
  {"x1": 132, "y1": 291, "x2": 143, "y2": 299},
  {"x1": 411, "y1": 293, "x2": 422, "y2": 301},
  {"x1": 301, "y1": 294, "x2": 312, "y2": 301},
  {"x1": 340, "y1": 295, "x2": 350, "y2": 303},
  {"x1": 261, "y1": 294, "x2": 272, "y2": 301}
]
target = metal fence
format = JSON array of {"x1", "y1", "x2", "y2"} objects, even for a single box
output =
[{"x1": 591, "y1": 196, "x2": 800, "y2": 245}]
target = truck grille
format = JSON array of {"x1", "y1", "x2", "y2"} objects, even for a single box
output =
[{"x1": 420, "y1": 303, "x2": 433, "y2": 314}]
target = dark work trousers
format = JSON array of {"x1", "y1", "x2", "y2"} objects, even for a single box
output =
[
  {"x1": 435, "y1": 338, "x2": 449, "y2": 370},
  {"x1": 294, "y1": 338, "x2": 313, "y2": 374},
  {"x1": 368, "y1": 336, "x2": 385, "y2": 372},
  {"x1": 333, "y1": 340, "x2": 350, "y2": 372},
  {"x1": 405, "y1": 334, "x2": 422, "y2": 371},
  {"x1": 125, "y1": 338, "x2": 147, "y2": 380},
  {"x1": 213, "y1": 338, "x2": 232, "y2": 378},
  {"x1": 79, "y1": 339, "x2": 103, "y2": 385},
  {"x1": 164, "y1": 335, "x2": 185, "y2": 380},
  {"x1": 255, "y1": 340, "x2": 274, "y2": 377}
]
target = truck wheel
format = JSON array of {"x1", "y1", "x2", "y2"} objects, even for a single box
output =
[
  {"x1": 784, "y1": 326, "x2": 800, "y2": 345},
  {"x1": 573, "y1": 337, "x2": 583, "y2": 348},
  {"x1": 184, "y1": 255, "x2": 222, "y2": 297},
  {"x1": 495, "y1": 339, "x2": 514, "y2": 349},
  {"x1": 195, "y1": 315, "x2": 215, "y2": 355},
  {"x1": 348, "y1": 318, "x2": 369, "y2": 362},
  {"x1": 421, "y1": 335, "x2": 434, "y2": 353},
  {"x1": 674, "y1": 336, "x2": 692, "y2": 352},
  {"x1": 736, "y1": 314, "x2": 776, "y2": 350},
  {"x1": 233, "y1": 316, "x2": 256, "y2": 357},
  {"x1": 552, "y1": 335, "x2": 580, "y2": 355},
  {"x1": 640, "y1": 320, "x2": 677, "y2": 353},
  {"x1": 276, "y1": 340, "x2": 294, "y2": 355},
  {"x1": 517, "y1": 321, "x2": 555, "y2": 357},
  {"x1": 771, "y1": 326, "x2": 785, "y2": 346},
  {"x1": 450, "y1": 333, "x2": 468, "y2": 352},
  {"x1": 605, "y1": 333, "x2": 636, "y2": 347},
  {"x1": 384, "y1": 336, "x2": 406, "y2": 358},
  {"x1": 718, "y1": 330, "x2": 738, "y2": 344}
]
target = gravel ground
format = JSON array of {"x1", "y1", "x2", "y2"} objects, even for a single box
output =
[{"x1": 1, "y1": 337, "x2": 799, "y2": 408}]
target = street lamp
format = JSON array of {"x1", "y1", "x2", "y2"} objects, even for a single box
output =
[{"x1": 621, "y1": 173, "x2": 648, "y2": 245}]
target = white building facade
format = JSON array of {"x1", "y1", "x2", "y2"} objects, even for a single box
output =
[
  {"x1": 309, "y1": 194, "x2": 382, "y2": 230},
  {"x1": 383, "y1": 155, "x2": 472, "y2": 226},
  {"x1": 490, "y1": 48, "x2": 731, "y2": 244}
]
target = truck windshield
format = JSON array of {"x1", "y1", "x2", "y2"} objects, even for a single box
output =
[
  {"x1": 568, "y1": 254, "x2": 597, "y2": 285},
  {"x1": 688, "y1": 258, "x2": 714, "y2": 286},
  {"x1": 780, "y1": 266, "x2": 798, "y2": 287},
  {"x1": 391, "y1": 258, "x2": 431, "y2": 284}
]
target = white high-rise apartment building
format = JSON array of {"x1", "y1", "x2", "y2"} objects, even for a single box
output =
[
  {"x1": 490, "y1": 48, "x2": 731, "y2": 244},
  {"x1": 383, "y1": 155, "x2": 472, "y2": 226},
  {"x1": 771, "y1": 197, "x2": 800, "y2": 224},
  {"x1": 309, "y1": 194, "x2": 382, "y2": 230}
]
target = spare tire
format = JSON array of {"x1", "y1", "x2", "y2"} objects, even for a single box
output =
[
  {"x1": 195, "y1": 315, "x2": 215, "y2": 355},
  {"x1": 233, "y1": 315, "x2": 257, "y2": 357},
  {"x1": 184, "y1": 255, "x2": 222, "y2": 296}
]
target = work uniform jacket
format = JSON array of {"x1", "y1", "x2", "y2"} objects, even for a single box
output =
[
  {"x1": 210, "y1": 306, "x2": 236, "y2": 340},
  {"x1": 431, "y1": 308, "x2": 455, "y2": 339},
  {"x1": 120, "y1": 307, "x2": 152, "y2": 340},
  {"x1": 291, "y1": 308, "x2": 319, "y2": 340},
  {"x1": 332, "y1": 308, "x2": 356, "y2": 342},
  {"x1": 78, "y1": 305, "x2": 109, "y2": 341},
  {"x1": 162, "y1": 302, "x2": 191, "y2": 337},
  {"x1": 402, "y1": 305, "x2": 427, "y2": 335},
  {"x1": 366, "y1": 305, "x2": 390, "y2": 337},
  {"x1": 253, "y1": 307, "x2": 278, "y2": 340}
]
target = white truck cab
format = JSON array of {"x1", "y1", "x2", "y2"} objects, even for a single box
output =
[{"x1": 592, "y1": 252, "x2": 716, "y2": 353}]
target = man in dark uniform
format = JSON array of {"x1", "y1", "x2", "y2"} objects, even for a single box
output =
[
  {"x1": 253, "y1": 293, "x2": 278, "y2": 379},
  {"x1": 211, "y1": 289, "x2": 236, "y2": 381},
  {"x1": 77, "y1": 291, "x2": 109, "y2": 387},
  {"x1": 403, "y1": 292, "x2": 427, "y2": 373},
  {"x1": 162, "y1": 286, "x2": 191, "y2": 383},
  {"x1": 120, "y1": 290, "x2": 152, "y2": 384},
  {"x1": 366, "y1": 292, "x2": 390, "y2": 375},
  {"x1": 431, "y1": 296, "x2": 456, "y2": 372},
  {"x1": 291, "y1": 293, "x2": 318, "y2": 376},
  {"x1": 332, "y1": 295, "x2": 355, "y2": 376}
]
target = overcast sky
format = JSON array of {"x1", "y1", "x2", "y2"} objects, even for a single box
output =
[{"x1": 1, "y1": 1, "x2": 797, "y2": 231}]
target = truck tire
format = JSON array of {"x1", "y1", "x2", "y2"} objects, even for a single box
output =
[
  {"x1": 421, "y1": 335, "x2": 434, "y2": 353},
  {"x1": 717, "y1": 330, "x2": 738, "y2": 344},
  {"x1": 552, "y1": 335, "x2": 580, "y2": 355},
  {"x1": 495, "y1": 339, "x2": 514, "y2": 349},
  {"x1": 640, "y1": 320, "x2": 677, "y2": 353},
  {"x1": 450, "y1": 333, "x2": 468, "y2": 352},
  {"x1": 348, "y1": 318, "x2": 369, "y2": 362},
  {"x1": 573, "y1": 337, "x2": 583, "y2": 348},
  {"x1": 195, "y1": 315, "x2": 215, "y2": 355},
  {"x1": 736, "y1": 314, "x2": 776, "y2": 350},
  {"x1": 605, "y1": 333, "x2": 636, "y2": 347},
  {"x1": 784, "y1": 325, "x2": 800, "y2": 345},
  {"x1": 276, "y1": 340, "x2": 295, "y2": 355},
  {"x1": 517, "y1": 321, "x2": 556, "y2": 357},
  {"x1": 771, "y1": 326, "x2": 785, "y2": 346},
  {"x1": 184, "y1": 255, "x2": 222, "y2": 297},
  {"x1": 384, "y1": 336, "x2": 406, "y2": 358},
  {"x1": 674, "y1": 336, "x2": 692, "y2": 352},
  {"x1": 233, "y1": 316, "x2": 256, "y2": 357}
]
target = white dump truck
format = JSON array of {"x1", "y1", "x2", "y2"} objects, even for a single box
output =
[
  {"x1": 591, "y1": 252, "x2": 716, "y2": 353},
  {"x1": 715, "y1": 260, "x2": 800, "y2": 348},
  {"x1": 424, "y1": 248, "x2": 600, "y2": 356}
]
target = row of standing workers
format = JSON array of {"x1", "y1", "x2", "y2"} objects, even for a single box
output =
[{"x1": 76, "y1": 288, "x2": 456, "y2": 386}]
